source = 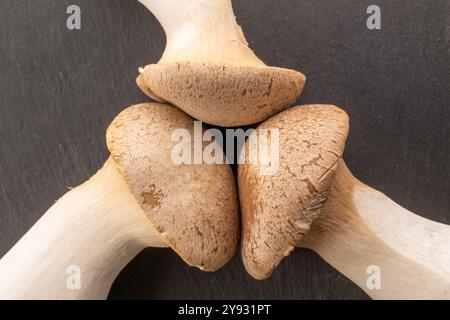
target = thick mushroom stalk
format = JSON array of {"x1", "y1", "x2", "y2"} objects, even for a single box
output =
[
  {"x1": 239, "y1": 105, "x2": 450, "y2": 299},
  {"x1": 137, "y1": 0, "x2": 306, "y2": 127},
  {"x1": 0, "y1": 103, "x2": 239, "y2": 300}
]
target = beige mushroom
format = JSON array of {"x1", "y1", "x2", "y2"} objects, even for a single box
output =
[
  {"x1": 239, "y1": 104, "x2": 450, "y2": 299},
  {"x1": 136, "y1": 0, "x2": 306, "y2": 127},
  {"x1": 0, "y1": 103, "x2": 239, "y2": 300}
]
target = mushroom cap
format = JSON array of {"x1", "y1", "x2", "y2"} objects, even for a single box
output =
[
  {"x1": 239, "y1": 105, "x2": 349, "y2": 280},
  {"x1": 106, "y1": 103, "x2": 239, "y2": 271},
  {"x1": 137, "y1": 62, "x2": 306, "y2": 127}
]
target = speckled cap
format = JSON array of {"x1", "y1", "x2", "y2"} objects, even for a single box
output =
[
  {"x1": 239, "y1": 105, "x2": 349, "y2": 279},
  {"x1": 137, "y1": 62, "x2": 306, "y2": 127},
  {"x1": 106, "y1": 103, "x2": 239, "y2": 271}
]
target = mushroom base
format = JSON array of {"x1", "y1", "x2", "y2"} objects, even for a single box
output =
[
  {"x1": 301, "y1": 161, "x2": 450, "y2": 299},
  {"x1": 0, "y1": 158, "x2": 167, "y2": 300},
  {"x1": 138, "y1": 62, "x2": 306, "y2": 126}
]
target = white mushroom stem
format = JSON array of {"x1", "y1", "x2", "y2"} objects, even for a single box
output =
[
  {"x1": 0, "y1": 159, "x2": 167, "y2": 300},
  {"x1": 138, "y1": 0, "x2": 265, "y2": 66},
  {"x1": 301, "y1": 161, "x2": 450, "y2": 299}
]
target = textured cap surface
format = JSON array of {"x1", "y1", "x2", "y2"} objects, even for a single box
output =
[
  {"x1": 137, "y1": 62, "x2": 306, "y2": 127},
  {"x1": 239, "y1": 105, "x2": 349, "y2": 279},
  {"x1": 107, "y1": 103, "x2": 239, "y2": 271}
]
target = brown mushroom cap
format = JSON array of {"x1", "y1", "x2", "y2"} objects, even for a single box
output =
[
  {"x1": 106, "y1": 103, "x2": 239, "y2": 271},
  {"x1": 137, "y1": 62, "x2": 306, "y2": 127},
  {"x1": 239, "y1": 105, "x2": 349, "y2": 280}
]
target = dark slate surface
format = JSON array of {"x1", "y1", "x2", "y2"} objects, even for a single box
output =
[{"x1": 0, "y1": 0, "x2": 449, "y2": 300}]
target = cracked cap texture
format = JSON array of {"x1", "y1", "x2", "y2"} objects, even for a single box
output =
[
  {"x1": 106, "y1": 103, "x2": 239, "y2": 271},
  {"x1": 137, "y1": 62, "x2": 306, "y2": 127},
  {"x1": 239, "y1": 105, "x2": 349, "y2": 280}
]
